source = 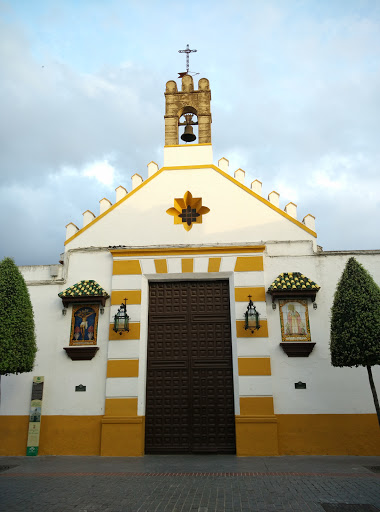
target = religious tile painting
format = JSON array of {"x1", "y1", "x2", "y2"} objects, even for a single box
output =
[
  {"x1": 279, "y1": 299, "x2": 311, "y2": 342},
  {"x1": 70, "y1": 305, "x2": 99, "y2": 346}
]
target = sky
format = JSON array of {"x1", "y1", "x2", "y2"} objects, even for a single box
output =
[{"x1": 1, "y1": 0, "x2": 380, "y2": 265}]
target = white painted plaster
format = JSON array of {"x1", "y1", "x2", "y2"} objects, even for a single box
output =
[
  {"x1": 66, "y1": 223, "x2": 78, "y2": 240},
  {"x1": 105, "y1": 377, "x2": 138, "y2": 398},
  {"x1": 217, "y1": 157, "x2": 229, "y2": 173},
  {"x1": 20, "y1": 264, "x2": 64, "y2": 282},
  {"x1": 284, "y1": 203, "x2": 297, "y2": 219},
  {"x1": 65, "y1": 167, "x2": 315, "y2": 252},
  {"x1": 99, "y1": 198, "x2": 112, "y2": 214},
  {"x1": 163, "y1": 145, "x2": 213, "y2": 167},
  {"x1": 140, "y1": 258, "x2": 156, "y2": 275},
  {"x1": 219, "y1": 257, "x2": 237, "y2": 273},
  {"x1": 147, "y1": 161, "x2": 159, "y2": 177},
  {"x1": 115, "y1": 186, "x2": 127, "y2": 202},
  {"x1": 83, "y1": 210, "x2": 96, "y2": 227},
  {"x1": 167, "y1": 258, "x2": 182, "y2": 274},
  {"x1": 238, "y1": 376, "x2": 273, "y2": 396},
  {"x1": 193, "y1": 256, "x2": 209, "y2": 273},
  {"x1": 107, "y1": 340, "x2": 140, "y2": 359},
  {"x1": 234, "y1": 169, "x2": 245, "y2": 184},
  {"x1": 237, "y1": 339, "x2": 272, "y2": 357},
  {"x1": 1, "y1": 282, "x2": 108, "y2": 415},
  {"x1": 111, "y1": 275, "x2": 143, "y2": 290},
  {"x1": 268, "y1": 191, "x2": 280, "y2": 208},
  {"x1": 4, "y1": 158, "x2": 380, "y2": 426},
  {"x1": 131, "y1": 174, "x2": 143, "y2": 189},
  {"x1": 233, "y1": 271, "x2": 265, "y2": 287},
  {"x1": 251, "y1": 180, "x2": 262, "y2": 195},
  {"x1": 303, "y1": 214, "x2": 316, "y2": 231}
]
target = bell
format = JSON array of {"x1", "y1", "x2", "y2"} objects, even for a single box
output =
[{"x1": 181, "y1": 125, "x2": 196, "y2": 143}]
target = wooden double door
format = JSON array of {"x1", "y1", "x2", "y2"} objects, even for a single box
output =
[{"x1": 145, "y1": 280, "x2": 236, "y2": 454}]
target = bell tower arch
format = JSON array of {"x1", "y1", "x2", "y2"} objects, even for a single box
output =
[{"x1": 164, "y1": 75, "x2": 212, "y2": 145}]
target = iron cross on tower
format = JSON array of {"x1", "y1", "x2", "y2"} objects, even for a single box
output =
[{"x1": 178, "y1": 44, "x2": 197, "y2": 76}]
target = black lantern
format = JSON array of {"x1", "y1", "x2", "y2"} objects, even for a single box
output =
[
  {"x1": 244, "y1": 295, "x2": 260, "y2": 333},
  {"x1": 113, "y1": 298, "x2": 130, "y2": 334}
]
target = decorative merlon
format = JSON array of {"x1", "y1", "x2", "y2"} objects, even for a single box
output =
[
  {"x1": 82, "y1": 210, "x2": 96, "y2": 227},
  {"x1": 65, "y1": 222, "x2": 79, "y2": 240},
  {"x1": 234, "y1": 168, "x2": 245, "y2": 184},
  {"x1": 251, "y1": 180, "x2": 262, "y2": 195},
  {"x1": 132, "y1": 173, "x2": 143, "y2": 189},
  {"x1": 99, "y1": 197, "x2": 112, "y2": 214},
  {"x1": 268, "y1": 191, "x2": 280, "y2": 207},
  {"x1": 147, "y1": 161, "x2": 159, "y2": 178},
  {"x1": 285, "y1": 202, "x2": 297, "y2": 219},
  {"x1": 218, "y1": 157, "x2": 229, "y2": 173},
  {"x1": 303, "y1": 214, "x2": 316, "y2": 231},
  {"x1": 115, "y1": 186, "x2": 127, "y2": 202}
]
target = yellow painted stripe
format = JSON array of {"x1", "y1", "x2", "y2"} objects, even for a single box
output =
[
  {"x1": 238, "y1": 357, "x2": 271, "y2": 376},
  {"x1": 154, "y1": 259, "x2": 168, "y2": 274},
  {"x1": 109, "y1": 323, "x2": 140, "y2": 341},
  {"x1": 208, "y1": 257, "x2": 221, "y2": 272},
  {"x1": 235, "y1": 256, "x2": 264, "y2": 272},
  {"x1": 111, "y1": 290, "x2": 141, "y2": 305},
  {"x1": 240, "y1": 397, "x2": 274, "y2": 416},
  {"x1": 235, "y1": 287, "x2": 266, "y2": 302},
  {"x1": 65, "y1": 163, "x2": 315, "y2": 247},
  {"x1": 110, "y1": 245, "x2": 265, "y2": 257},
  {"x1": 236, "y1": 320, "x2": 268, "y2": 338},
  {"x1": 107, "y1": 360, "x2": 139, "y2": 378},
  {"x1": 182, "y1": 259, "x2": 193, "y2": 273},
  {"x1": 113, "y1": 260, "x2": 141, "y2": 275},
  {"x1": 105, "y1": 398, "x2": 138, "y2": 416}
]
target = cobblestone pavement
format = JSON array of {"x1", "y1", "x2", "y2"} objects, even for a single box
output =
[{"x1": 0, "y1": 455, "x2": 379, "y2": 512}]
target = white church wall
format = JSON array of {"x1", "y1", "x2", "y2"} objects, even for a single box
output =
[
  {"x1": 64, "y1": 167, "x2": 316, "y2": 252},
  {"x1": 264, "y1": 247, "x2": 380, "y2": 415}
]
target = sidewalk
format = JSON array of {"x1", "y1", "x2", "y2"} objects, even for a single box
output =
[{"x1": 0, "y1": 455, "x2": 379, "y2": 511}]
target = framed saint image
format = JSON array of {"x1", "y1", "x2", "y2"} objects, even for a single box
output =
[
  {"x1": 279, "y1": 299, "x2": 311, "y2": 342},
  {"x1": 70, "y1": 304, "x2": 99, "y2": 346}
]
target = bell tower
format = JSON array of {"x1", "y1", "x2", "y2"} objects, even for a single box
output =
[{"x1": 164, "y1": 75, "x2": 212, "y2": 146}]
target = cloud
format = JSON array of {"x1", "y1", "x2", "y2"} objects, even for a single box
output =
[{"x1": 1, "y1": 1, "x2": 380, "y2": 265}]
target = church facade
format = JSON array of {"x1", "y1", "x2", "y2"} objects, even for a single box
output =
[{"x1": 1, "y1": 75, "x2": 379, "y2": 456}]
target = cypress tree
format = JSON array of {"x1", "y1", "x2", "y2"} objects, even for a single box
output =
[
  {"x1": 0, "y1": 258, "x2": 37, "y2": 383},
  {"x1": 330, "y1": 257, "x2": 380, "y2": 426}
]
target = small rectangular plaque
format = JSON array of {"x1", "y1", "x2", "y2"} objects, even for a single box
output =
[
  {"x1": 75, "y1": 384, "x2": 86, "y2": 392},
  {"x1": 295, "y1": 381, "x2": 306, "y2": 389}
]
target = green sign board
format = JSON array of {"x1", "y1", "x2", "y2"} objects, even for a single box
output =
[{"x1": 26, "y1": 376, "x2": 44, "y2": 456}]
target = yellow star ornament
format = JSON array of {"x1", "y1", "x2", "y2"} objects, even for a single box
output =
[{"x1": 166, "y1": 191, "x2": 210, "y2": 231}]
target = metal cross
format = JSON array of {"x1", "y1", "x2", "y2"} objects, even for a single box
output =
[{"x1": 178, "y1": 44, "x2": 197, "y2": 74}]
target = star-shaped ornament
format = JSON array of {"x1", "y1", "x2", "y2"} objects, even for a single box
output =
[{"x1": 166, "y1": 191, "x2": 210, "y2": 231}]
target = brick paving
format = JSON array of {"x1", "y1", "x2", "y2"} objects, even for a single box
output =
[{"x1": 0, "y1": 455, "x2": 379, "y2": 512}]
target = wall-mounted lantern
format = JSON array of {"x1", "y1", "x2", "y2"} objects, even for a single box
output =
[
  {"x1": 113, "y1": 298, "x2": 130, "y2": 334},
  {"x1": 244, "y1": 295, "x2": 261, "y2": 333}
]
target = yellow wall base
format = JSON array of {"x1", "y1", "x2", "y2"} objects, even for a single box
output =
[
  {"x1": 235, "y1": 415, "x2": 279, "y2": 456},
  {"x1": 0, "y1": 416, "x2": 102, "y2": 456},
  {"x1": 100, "y1": 416, "x2": 145, "y2": 456},
  {"x1": 277, "y1": 414, "x2": 380, "y2": 455},
  {"x1": 1, "y1": 414, "x2": 379, "y2": 456}
]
